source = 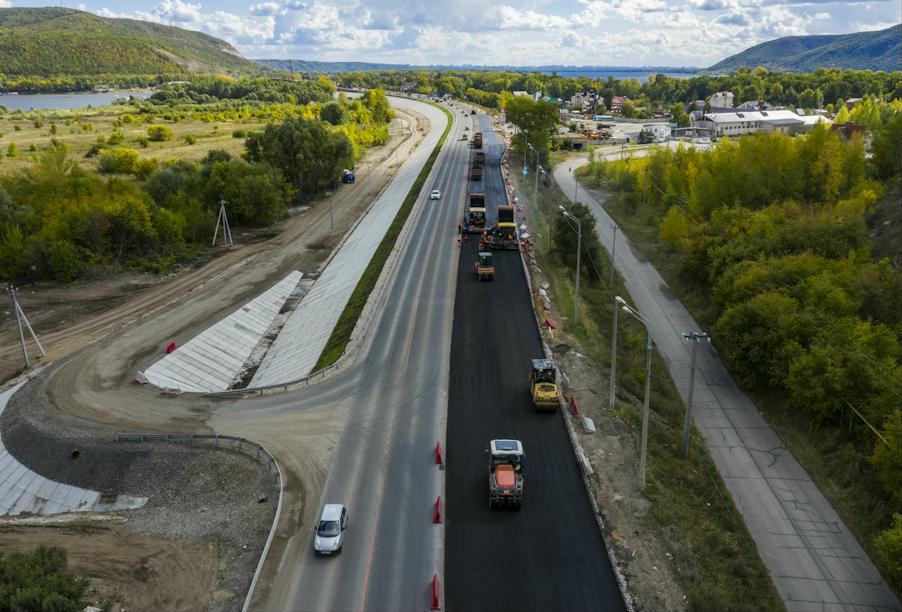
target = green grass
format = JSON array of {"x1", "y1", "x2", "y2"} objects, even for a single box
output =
[
  {"x1": 520, "y1": 160, "x2": 785, "y2": 611},
  {"x1": 575, "y1": 162, "x2": 902, "y2": 597},
  {"x1": 313, "y1": 102, "x2": 453, "y2": 371}
]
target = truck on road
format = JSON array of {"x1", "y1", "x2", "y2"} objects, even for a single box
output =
[
  {"x1": 470, "y1": 164, "x2": 483, "y2": 181},
  {"x1": 473, "y1": 132, "x2": 483, "y2": 149},
  {"x1": 472, "y1": 152, "x2": 485, "y2": 165},
  {"x1": 464, "y1": 192, "x2": 486, "y2": 233},
  {"x1": 488, "y1": 439, "x2": 524, "y2": 510}
]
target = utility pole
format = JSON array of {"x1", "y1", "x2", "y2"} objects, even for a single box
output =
[
  {"x1": 681, "y1": 332, "x2": 710, "y2": 456},
  {"x1": 610, "y1": 223, "x2": 619, "y2": 287},
  {"x1": 212, "y1": 200, "x2": 233, "y2": 247},
  {"x1": 8, "y1": 286, "x2": 45, "y2": 369}
]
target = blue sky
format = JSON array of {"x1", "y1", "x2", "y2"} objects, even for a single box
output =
[{"x1": 3, "y1": 0, "x2": 900, "y2": 67}]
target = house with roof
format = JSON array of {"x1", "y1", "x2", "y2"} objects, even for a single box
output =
[
  {"x1": 830, "y1": 121, "x2": 867, "y2": 140},
  {"x1": 736, "y1": 100, "x2": 774, "y2": 111},
  {"x1": 692, "y1": 109, "x2": 830, "y2": 136},
  {"x1": 708, "y1": 91, "x2": 734, "y2": 109},
  {"x1": 611, "y1": 96, "x2": 631, "y2": 111}
]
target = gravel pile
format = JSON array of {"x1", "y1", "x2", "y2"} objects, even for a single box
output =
[{"x1": 1, "y1": 369, "x2": 279, "y2": 612}]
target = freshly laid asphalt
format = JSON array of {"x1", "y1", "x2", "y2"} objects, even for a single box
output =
[{"x1": 445, "y1": 118, "x2": 626, "y2": 611}]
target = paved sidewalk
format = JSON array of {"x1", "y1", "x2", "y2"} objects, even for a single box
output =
[{"x1": 553, "y1": 158, "x2": 900, "y2": 612}]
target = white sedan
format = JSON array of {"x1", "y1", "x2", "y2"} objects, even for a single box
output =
[{"x1": 430, "y1": 189, "x2": 441, "y2": 200}]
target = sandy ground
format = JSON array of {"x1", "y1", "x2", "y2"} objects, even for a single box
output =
[
  {"x1": 0, "y1": 517, "x2": 223, "y2": 612},
  {"x1": 0, "y1": 105, "x2": 431, "y2": 611}
]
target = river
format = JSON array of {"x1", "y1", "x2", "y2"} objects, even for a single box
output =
[{"x1": 0, "y1": 91, "x2": 152, "y2": 111}]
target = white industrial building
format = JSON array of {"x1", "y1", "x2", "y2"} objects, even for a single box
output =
[
  {"x1": 708, "y1": 91, "x2": 734, "y2": 109},
  {"x1": 691, "y1": 109, "x2": 830, "y2": 136}
]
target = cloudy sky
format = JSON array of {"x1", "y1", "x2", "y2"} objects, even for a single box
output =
[{"x1": 3, "y1": 0, "x2": 900, "y2": 67}]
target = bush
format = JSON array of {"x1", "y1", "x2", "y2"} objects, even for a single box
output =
[
  {"x1": 232, "y1": 129, "x2": 246, "y2": 138},
  {"x1": 6, "y1": 143, "x2": 18, "y2": 157},
  {"x1": 147, "y1": 125, "x2": 173, "y2": 141},
  {"x1": 0, "y1": 545, "x2": 88, "y2": 611},
  {"x1": 97, "y1": 148, "x2": 139, "y2": 174},
  {"x1": 107, "y1": 129, "x2": 124, "y2": 145},
  {"x1": 183, "y1": 134, "x2": 197, "y2": 145}
]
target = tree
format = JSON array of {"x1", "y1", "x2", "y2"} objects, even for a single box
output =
[
  {"x1": 245, "y1": 117, "x2": 353, "y2": 196},
  {"x1": 320, "y1": 101, "x2": 349, "y2": 126},
  {"x1": 0, "y1": 546, "x2": 88, "y2": 612},
  {"x1": 504, "y1": 96, "x2": 559, "y2": 164},
  {"x1": 361, "y1": 89, "x2": 392, "y2": 124},
  {"x1": 551, "y1": 202, "x2": 603, "y2": 280}
]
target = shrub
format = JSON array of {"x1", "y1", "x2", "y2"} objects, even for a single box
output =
[
  {"x1": 97, "y1": 148, "x2": 139, "y2": 174},
  {"x1": 232, "y1": 129, "x2": 246, "y2": 138},
  {"x1": 147, "y1": 125, "x2": 173, "y2": 141},
  {"x1": 6, "y1": 143, "x2": 17, "y2": 157},
  {"x1": 184, "y1": 134, "x2": 197, "y2": 145},
  {"x1": 107, "y1": 129, "x2": 124, "y2": 145},
  {"x1": 0, "y1": 545, "x2": 88, "y2": 611}
]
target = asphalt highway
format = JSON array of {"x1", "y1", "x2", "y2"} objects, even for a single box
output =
[
  {"x1": 444, "y1": 117, "x2": 626, "y2": 611},
  {"x1": 281, "y1": 99, "x2": 465, "y2": 611}
]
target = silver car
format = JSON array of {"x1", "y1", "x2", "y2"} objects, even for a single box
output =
[{"x1": 314, "y1": 504, "x2": 348, "y2": 555}]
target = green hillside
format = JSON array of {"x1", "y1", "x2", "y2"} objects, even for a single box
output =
[
  {"x1": 0, "y1": 7, "x2": 262, "y2": 76},
  {"x1": 709, "y1": 25, "x2": 901, "y2": 73}
]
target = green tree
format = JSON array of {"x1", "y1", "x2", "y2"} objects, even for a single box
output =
[
  {"x1": 320, "y1": 101, "x2": 349, "y2": 125},
  {"x1": 0, "y1": 545, "x2": 87, "y2": 612}
]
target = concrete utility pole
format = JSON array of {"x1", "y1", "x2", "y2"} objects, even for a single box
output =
[
  {"x1": 8, "y1": 286, "x2": 45, "y2": 369},
  {"x1": 559, "y1": 205, "x2": 582, "y2": 325},
  {"x1": 614, "y1": 296, "x2": 653, "y2": 489},
  {"x1": 681, "y1": 331, "x2": 710, "y2": 456}
]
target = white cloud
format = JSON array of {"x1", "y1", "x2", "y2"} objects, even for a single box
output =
[
  {"x1": 0, "y1": 0, "x2": 12, "y2": 7},
  {"x1": 152, "y1": 0, "x2": 203, "y2": 23},
  {"x1": 249, "y1": 2, "x2": 280, "y2": 16}
]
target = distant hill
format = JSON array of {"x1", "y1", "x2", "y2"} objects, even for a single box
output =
[
  {"x1": 709, "y1": 25, "x2": 901, "y2": 73},
  {"x1": 0, "y1": 7, "x2": 262, "y2": 76},
  {"x1": 258, "y1": 59, "x2": 698, "y2": 75}
]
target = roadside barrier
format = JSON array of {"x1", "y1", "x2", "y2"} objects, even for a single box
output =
[
  {"x1": 431, "y1": 574, "x2": 441, "y2": 610},
  {"x1": 433, "y1": 496, "x2": 443, "y2": 524},
  {"x1": 434, "y1": 441, "x2": 444, "y2": 465},
  {"x1": 570, "y1": 395, "x2": 580, "y2": 416}
]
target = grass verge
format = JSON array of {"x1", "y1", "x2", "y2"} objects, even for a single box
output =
[
  {"x1": 576, "y1": 163, "x2": 902, "y2": 596},
  {"x1": 313, "y1": 102, "x2": 453, "y2": 371},
  {"x1": 516, "y1": 158, "x2": 785, "y2": 611}
]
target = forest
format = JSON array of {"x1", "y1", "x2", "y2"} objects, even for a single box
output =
[
  {"x1": 0, "y1": 90, "x2": 393, "y2": 283},
  {"x1": 338, "y1": 67, "x2": 901, "y2": 115},
  {"x1": 576, "y1": 97, "x2": 902, "y2": 590}
]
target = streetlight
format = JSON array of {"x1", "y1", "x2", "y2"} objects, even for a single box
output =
[
  {"x1": 612, "y1": 295, "x2": 653, "y2": 489},
  {"x1": 681, "y1": 331, "x2": 710, "y2": 456},
  {"x1": 609, "y1": 223, "x2": 619, "y2": 286},
  {"x1": 558, "y1": 205, "x2": 581, "y2": 325}
]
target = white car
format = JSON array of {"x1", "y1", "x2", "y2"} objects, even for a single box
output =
[
  {"x1": 314, "y1": 504, "x2": 348, "y2": 555},
  {"x1": 430, "y1": 189, "x2": 441, "y2": 200}
]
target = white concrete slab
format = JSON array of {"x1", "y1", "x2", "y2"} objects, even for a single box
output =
[
  {"x1": 143, "y1": 271, "x2": 303, "y2": 392},
  {"x1": 251, "y1": 97, "x2": 449, "y2": 386},
  {"x1": 0, "y1": 381, "x2": 147, "y2": 516}
]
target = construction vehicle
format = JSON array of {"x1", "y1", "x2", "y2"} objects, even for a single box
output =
[
  {"x1": 475, "y1": 251, "x2": 494, "y2": 281},
  {"x1": 470, "y1": 164, "x2": 483, "y2": 181},
  {"x1": 473, "y1": 132, "x2": 483, "y2": 149},
  {"x1": 495, "y1": 205, "x2": 519, "y2": 249},
  {"x1": 473, "y1": 152, "x2": 485, "y2": 165},
  {"x1": 530, "y1": 359, "x2": 560, "y2": 411},
  {"x1": 463, "y1": 193, "x2": 486, "y2": 233},
  {"x1": 488, "y1": 440, "x2": 524, "y2": 510}
]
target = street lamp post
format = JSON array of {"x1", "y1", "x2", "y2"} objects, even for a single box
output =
[
  {"x1": 614, "y1": 296, "x2": 653, "y2": 489},
  {"x1": 681, "y1": 331, "x2": 710, "y2": 456},
  {"x1": 559, "y1": 205, "x2": 581, "y2": 325},
  {"x1": 610, "y1": 223, "x2": 619, "y2": 286}
]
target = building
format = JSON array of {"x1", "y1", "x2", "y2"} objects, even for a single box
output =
[
  {"x1": 830, "y1": 121, "x2": 867, "y2": 140},
  {"x1": 691, "y1": 109, "x2": 830, "y2": 136},
  {"x1": 708, "y1": 91, "x2": 734, "y2": 109},
  {"x1": 610, "y1": 96, "x2": 631, "y2": 111},
  {"x1": 845, "y1": 98, "x2": 863, "y2": 110},
  {"x1": 736, "y1": 100, "x2": 774, "y2": 111}
]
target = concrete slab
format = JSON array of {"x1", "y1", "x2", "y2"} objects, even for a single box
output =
[
  {"x1": 0, "y1": 381, "x2": 147, "y2": 516},
  {"x1": 143, "y1": 271, "x2": 302, "y2": 392},
  {"x1": 251, "y1": 98, "x2": 449, "y2": 386}
]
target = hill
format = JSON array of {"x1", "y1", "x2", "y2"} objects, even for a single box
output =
[
  {"x1": 258, "y1": 59, "x2": 698, "y2": 75},
  {"x1": 0, "y1": 7, "x2": 262, "y2": 76},
  {"x1": 709, "y1": 25, "x2": 901, "y2": 73}
]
